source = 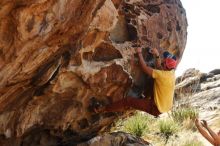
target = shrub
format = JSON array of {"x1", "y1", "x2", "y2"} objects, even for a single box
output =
[
  {"x1": 122, "y1": 112, "x2": 150, "y2": 137},
  {"x1": 159, "y1": 119, "x2": 179, "y2": 140},
  {"x1": 171, "y1": 107, "x2": 198, "y2": 123}
]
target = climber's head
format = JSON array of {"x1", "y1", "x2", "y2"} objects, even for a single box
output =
[{"x1": 162, "y1": 51, "x2": 177, "y2": 70}]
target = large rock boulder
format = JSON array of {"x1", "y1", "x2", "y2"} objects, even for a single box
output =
[
  {"x1": 175, "y1": 68, "x2": 202, "y2": 98},
  {"x1": 175, "y1": 68, "x2": 220, "y2": 98},
  {"x1": 78, "y1": 131, "x2": 152, "y2": 146},
  {"x1": 0, "y1": 0, "x2": 187, "y2": 145}
]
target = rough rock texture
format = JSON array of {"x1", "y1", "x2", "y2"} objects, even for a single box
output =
[
  {"x1": 0, "y1": 0, "x2": 187, "y2": 145},
  {"x1": 175, "y1": 68, "x2": 202, "y2": 98},
  {"x1": 175, "y1": 68, "x2": 220, "y2": 98},
  {"x1": 78, "y1": 131, "x2": 152, "y2": 146},
  {"x1": 175, "y1": 68, "x2": 220, "y2": 131}
]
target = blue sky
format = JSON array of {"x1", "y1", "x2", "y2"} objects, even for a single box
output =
[{"x1": 176, "y1": 0, "x2": 220, "y2": 76}]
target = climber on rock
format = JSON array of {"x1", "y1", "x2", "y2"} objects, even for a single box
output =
[
  {"x1": 195, "y1": 118, "x2": 220, "y2": 146},
  {"x1": 95, "y1": 47, "x2": 177, "y2": 117}
]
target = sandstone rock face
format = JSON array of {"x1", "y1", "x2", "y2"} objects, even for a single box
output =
[{"x1": 0, "y1": 0, "x2": 187, "y2": 145}]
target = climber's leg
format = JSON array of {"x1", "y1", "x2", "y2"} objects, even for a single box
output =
[{"x1": 96, "y1": 97, "x2": 161, "y2": 116}]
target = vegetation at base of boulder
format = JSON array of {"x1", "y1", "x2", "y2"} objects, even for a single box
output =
[
  {"x1": 111, "y1": 112, "x2": 153, "y2": 137},
  {"x1": 112, "y1": 106, "x2": 205, "y2": 145},
  {"x1": 122, "y1": 112, "x2": 151, "y2": 137},
  {"x1": 171, "y1": 107, "x2": 198, "y2": 123},
  {"x1": 159, "y1": 119, "x2": 179, "y2": 141}
]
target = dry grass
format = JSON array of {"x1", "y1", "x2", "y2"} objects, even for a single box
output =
[{"x1": 171, "y1": 107, "x2": 198, "y2": 124}]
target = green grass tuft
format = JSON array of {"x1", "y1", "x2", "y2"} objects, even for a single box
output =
[
  {"x1": 122, "y1": 112, "x2": 151, "y2": 137},
  {"x1": 171, "y1": 107, "x2": 198, "y2": 123},
  {"x1": 159, "y1": 119, "x2": 179, "y2": 140}
]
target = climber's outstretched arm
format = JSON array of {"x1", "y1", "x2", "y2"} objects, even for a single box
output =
[
  {"x1": 150, "y1": 48, "x2": 162, "y2": 69},
  {"x1": 137, "y1": 48, "x2": 153, "y2": 77}
]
